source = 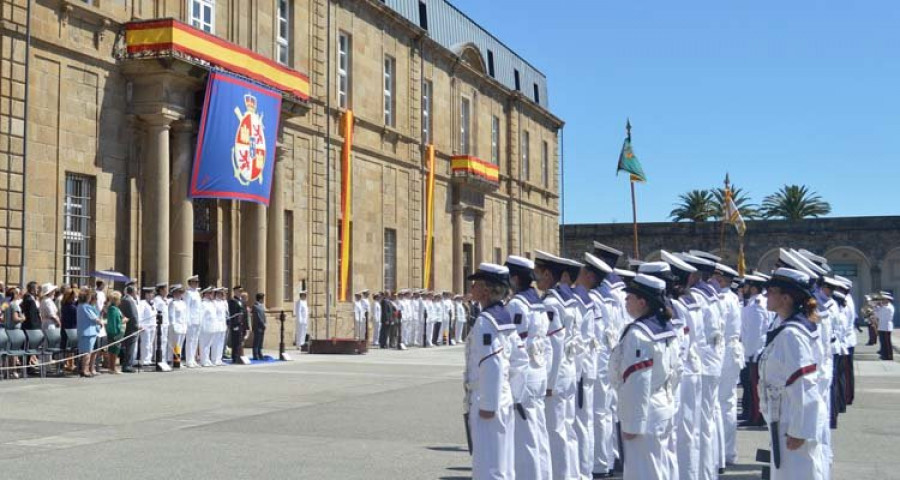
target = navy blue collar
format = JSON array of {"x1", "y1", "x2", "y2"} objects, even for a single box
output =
[
  {"x1": 514, "y1": 288, "x2": 542, "y2": 307},
  {"x1": 622, "y1": 313, "x2": 676, "y2": 342},
  {"x1": 482, "y1": 301, "x2": 514, "y2": 330},
  {"x1": 555, "y1": 283, "x2": 574, "y2": 302},
  {"x1": 784, "y1": 313, "x2": 817, "y2": 333},
  {"x1": 573, "y1": 285, "x2": 593, "y2": 306}
]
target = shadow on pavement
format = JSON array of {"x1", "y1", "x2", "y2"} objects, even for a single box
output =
[{"x1": 426, "y1": 445, "x2": 468, "y2": 453}]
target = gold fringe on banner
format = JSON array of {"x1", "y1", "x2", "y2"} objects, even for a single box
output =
[
  {"x1": 423, "y1": 144, "x2": 436, "y2": 290},
  {"x1": 339, "y1": 110, "x2": 354, "y2": 302}
]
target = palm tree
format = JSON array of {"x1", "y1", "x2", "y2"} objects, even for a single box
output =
[
  {"x1": 711, "y1": 186, "x2": 759, "y2": 220},
  {"x1": 760, "y1": 184, "x2": 832, "y2": 220},
  {"x1": 669, "y1": 189, "x2": 716, "y2": 222}
]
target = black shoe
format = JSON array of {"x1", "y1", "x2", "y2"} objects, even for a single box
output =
[
  {"x1": 739, "y1": 420, "x2": 765, "y2": 428},
  {"x1": 592, "y1": 472, "x2": 614, "y2": 479},
  {"x1": 122, "y1": 368, "x2": 136, "y2": 373},
  {"x1": 719, "y1": 467, "x2": 726, "y2": 475}
]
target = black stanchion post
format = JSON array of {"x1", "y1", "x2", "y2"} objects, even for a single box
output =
[
  {"x1": 279, "y1": 311, "x2": 286, "y2": 360},
  {"x1": 154, "y1": 312, "x2": 163, "y2": 372}
]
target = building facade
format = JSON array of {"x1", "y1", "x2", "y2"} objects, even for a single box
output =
[
  {"x1": 0, "y1": 0, "x2": 562, "y2": 341},
  {"x1": 561, "y1": 216, "x2": 900, "y2": 319}
]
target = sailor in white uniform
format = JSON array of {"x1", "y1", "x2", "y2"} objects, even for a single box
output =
[
  {"x1": 661, "y1": 251, "x2": 704, "y2": 480},
  {"x1": 465, "y1": 263, "x2": 516, "y2": 480},
  {"x1": 167, "y1": 284, "x2": 188, "y2": 364},
  {"x1": 739, "y1": 274, "x2": 771, "y2": 427},
  {"x1": 198, "y1": 287, "x2": 217, "y2": 366},
  {"x1": 580, "y1": 253, "x2": 617, "y2": 479},
  {"x1": 758, "y1": 268, "x2": 829, "y2": 480},
  {"x1": 610, "y1": 274, "x2": 682, "y2": 480},
  {"x1": 711, "y1": 262, "x2": 744, "y2": 466},
  {"x1": 572, "y1": 258, "x2": 599, "y2": 480},
  {"x1": 505, "y1": 255, "x2": 552, "y2": 480},
  {"x1": 294, "y1": 290, "x2": 309, "y2": 349},
  {"x1": 152, "y1": 283, "x2": 170, "y2": 367},
  {"x1": 680, "y1": 252, "x2": 725, "y2": 480},
  {"x1": 184, "y1": 275, "x2": 203, "y2": 368},
  {"x1": 138, "y1": 287, "x2": 157, "y2": 366},
  {"x1": 534, "y1": 250, "x2": 580, "y2": 479}
]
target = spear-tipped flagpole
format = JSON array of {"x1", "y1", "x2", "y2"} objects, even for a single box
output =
[{"x1": 628, "y1": 120, "x2": 640, "y2": 258}]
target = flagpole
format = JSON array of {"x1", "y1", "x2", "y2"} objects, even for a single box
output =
[
  {"x1": 720, "y1": 173, "x2": 729, "y2": 255},
  {"x1": 631, "y1": 179, "x2": 640, "y2": 258}
]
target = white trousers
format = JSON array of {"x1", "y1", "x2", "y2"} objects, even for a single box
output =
[
  {"x1": 623, "y1": 419, "x2": 674, "y2": 480},
  {"x1": 355, "y1": 320, "x2": 366, "y2": 341},
  {"x1": 424, "y1": 319, "x2": 436, "y2": 346},
  {"x1": 184, "y1": 324, "x2": 201, "y2": 366},
  {"x1": 514, "y1": 372, "x2": 551, "y2": 480},
  {"x1": 699, "y1": 375, "x2": 721, "y2": 480},
  {"x1": 167, "y1": 328, "x2": 186, "y2": 364},
  {"x1": 372, "y1": 320, "x2": 381, "y2": 346},
  {"x1": 676, "y1": 374, "x2": 702, "y2": 480},
  {"x1": 212, "y1": 331, "x2": 226, "y2": 364},
  {"x1": 718, "y1": 367, "x2": 740, "y2": 463},
  {"x1": 575, "y1": 376, "x2": 595, "y2": 478},
  {"x1": 472, "y1": 404, "x2": 515, "y2": 480},
  {"x1": 546, "y1": 377, "x2": 579, "y2": 480},
  {"x1": 199, "y1": 330, "x2": 215, "y2": 366},
  {"x1": 593, "y1": 374, "x2": 616, "y2": 474},
  {"x1": 139, "y1": 326, "x2": 156, "y2": 365},
  {"x1": 407, "y1": 317, "x2": 418, "y2": 347},
  {"x1": 770, "y1": 428, "x2": 827, "y2": 480},
  {"x1": 295, "y1": 321, "x2": 308, "y2": 348},
  {"x1": 455, "y1": 320, "x2": 465, "y2": 344}
]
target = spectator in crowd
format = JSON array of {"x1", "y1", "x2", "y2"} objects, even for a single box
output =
[
  {"x1": 119, "y1": 285, "x2": 141, "y2": 373},
  {"x1": 4, "y1": 286, "x2": 24, "y2": 378},
  {"x1": 60, "y1": 287, "x2": 78, "y2": 372},
  {"x1": 105, "y1": 291, "x2": 126, "y2": 374},
  {"x1": 76, "y1": 288, "x2": 103, "y2": 377},
  {"x1": 96, "y1": 280, "x2": 107, "y2": 315},
  {"x1": 39, "y1": 283, "x2": 60, "y2": 332},
  {"x1": 21, "y1": 281, "x2": 41, "y2": 367},
  {"x1": 251, "y1": 293, "x2": 267, "y2": 360}
]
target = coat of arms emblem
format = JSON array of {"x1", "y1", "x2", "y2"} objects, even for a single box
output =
[{"x1": 232, "y1": 93, "x2": 267, "y2": 185}]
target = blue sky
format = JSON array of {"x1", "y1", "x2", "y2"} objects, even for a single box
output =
[{"x1": 454, "y1": 0, "x2": 900, "y2": 224}]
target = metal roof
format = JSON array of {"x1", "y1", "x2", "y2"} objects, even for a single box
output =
[{"x1": 384, "y1": 0, "x2": 550, "y2": 110}]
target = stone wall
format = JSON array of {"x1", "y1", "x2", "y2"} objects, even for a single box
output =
[{"x1": 561, "y1": 216, "x2": 900, "y2": 310}]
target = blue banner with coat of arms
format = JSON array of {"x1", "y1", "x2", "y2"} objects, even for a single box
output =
[{"x1": 190, "y1": 71, "x2": 282, "y2": 205}]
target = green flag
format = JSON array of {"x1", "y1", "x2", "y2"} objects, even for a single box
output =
[{"x1": 616, "y1": 121, "x2": 646, "y2": 182}]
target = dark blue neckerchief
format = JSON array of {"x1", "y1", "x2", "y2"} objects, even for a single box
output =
[
  {"x1": 573, "y1": 285, "x2": 593, "y2": 306},
  {"x1": 482, "y1": 301, "x2": 513, "y2": 327},
  {"x1": 555, "y1": 283, "x2": 574, "y2": 302}
]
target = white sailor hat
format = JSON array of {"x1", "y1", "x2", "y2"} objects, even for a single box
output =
[
  {"x1": 627, "y1": 258, "x2": 646, "y2": 271},
  {"x1": 624, "y1": 274, "x2": 667, "y2": 306},
  {"x1": 777, "y1": 249, "x2": 815, "y2": 277},
  {"x1": 764, "y1": 267, "x2": 814, "y2": 300},
  {"x1": 170, "y1": 283, "x2": 184, "y2": 292},
  {"x1": 141, "y1": 286, "x2": 155, "y2": 293},
  {"x1": 614, "y1": 268, "x2": 636, "y2": 279},
  {"x1": 155, "y1": 282, "x2": 168, "y2": 289},
  {"x1": 880, "y1": 291, "x2": 894, "y2": 301},
  {"x1": 743, "y1": 274, "x2": 767, "y2": 285},
  {"x1": 187, "y1": 275, "x2": 200, "y2": 283},
  {"x1": 752, "y1": 270, "x2": 772, "y2": 281},
  {"x1": 833, "y1": 291, "x2": 846, "y2": 300},
  {"x1": 561, "y1": 257, "x2": 585, "y2": 276},
  {"x1": 354, "y1": 291, "x2": 363, "y2": 297},
  {"x1": 821, "y1": 276, "x2": 845, "y2": 289},
  {"x1": 467, "y1": 262, "x2": 510, "y2": 286},
  {"x1": 638, "y1": 261, "x2": 675, "y2": 282},
  {"x1": 789, "y1": 249, "x2": 828, "y2": 277},
  {"x1": 690, "y1": 250, "x2": 722, "y2": 262},
  {"x1": 798, "y1": 249, "x2": 828, "y2": 267},
  {"x1": 505, "y1": 255, "x2": 535, "y2": 271},
  {"x1": 534, "y1": 249, "x2": 569, "y2": 271},
  {"x1": 661, "y1": 250, "x2": 696, "y2": 276},
  {"x1": 592, "y1": 242, "x2": 624, "y2": 265},
  {"x1": 200, "y1": 286, "x2": 215, "y2": 294},
  {"x1": 582, "y1": 253, "x2": 613, "y2": 277},
  {"x1": 679, "y1": 252, "x2": 717, "y2": 273},
  {"x1": 833, "y1": 275, "x2": 853, "y2": 290},
  {"x1": 298, "y1": 289, "x2": 307, "y2": 295},
  {"x1": 714, "y1": 263, "x2": 739, "y2": 278},
  {"x1": 40, "y1": 283, "x2": 58, "y2": 297}
]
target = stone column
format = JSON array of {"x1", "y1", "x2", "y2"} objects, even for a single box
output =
[
  {"x1": 140, "y1": 114, "x2": 176, "y2": 284},
  {"x1": 266, "y1": 155, "x2": 286, "y2": 307},
  {"x1": 240, "y1": 201, "x2": 267, "y2": 302},
  {"x1": 473, "y1": 210, "x2": 484, "y2": 266},
  {"x1": 169, "y1": 121, "x2": 195, "y2": 284},
  {"x1": 452, "y1": 205, "x2": 463, "y2": 294}
]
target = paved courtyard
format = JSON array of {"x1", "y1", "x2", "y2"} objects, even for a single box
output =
[{"x1": 0, "y1": 338, "x2": 897, "y2": 479}]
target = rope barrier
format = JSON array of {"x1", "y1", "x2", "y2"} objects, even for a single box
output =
[{"x1": 0, "y1": 327, "x2": 147, "y2": 372}]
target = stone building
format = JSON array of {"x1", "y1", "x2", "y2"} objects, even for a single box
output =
[
  {"x1": 0, "y1": 0, "x2": 562, "y2": 342},
  {"x1": 561, "y1": 216, "x2": 900, "y2": 318}
]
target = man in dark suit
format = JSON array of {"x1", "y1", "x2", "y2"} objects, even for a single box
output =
[
  {"x1": 379, "y1": 291, "x2": 394, "y2": 349},
  {"x1": 227, "y1": 286, "x2": 247, "y2": 363},
  {"x1": 119, "y1": 284, "x2": 141, "y2": 373},
  {"x1": 251, "y1": 293, "x2": 267, "y2": 360}
]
